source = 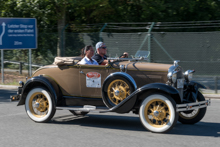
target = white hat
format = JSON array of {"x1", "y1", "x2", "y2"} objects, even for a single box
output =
[{"x1": 96, "y1": 42, "x2": 104, "y2": 50}]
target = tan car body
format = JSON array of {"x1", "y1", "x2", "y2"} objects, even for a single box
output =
[
  {"x1": 32, "y1": 60, "x2": 172, "y2": 99},
  {"x1": 12, "y1": 56, "x2": 210, "y2": 133}
]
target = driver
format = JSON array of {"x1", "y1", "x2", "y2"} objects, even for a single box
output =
[
  {"x1": 119, "y1": 52, "x2": 129, "y2": 58},
  {"x1": 92, "y1": 42, "x2": 108, "y2": 65}
]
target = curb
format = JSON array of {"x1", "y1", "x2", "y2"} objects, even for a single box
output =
[
  {"x1": 203, "y1": 94, "x2": 220, "y2": 99},
  {"x1": 0, "y1": 85, "x2": 18, "y2": 89}
]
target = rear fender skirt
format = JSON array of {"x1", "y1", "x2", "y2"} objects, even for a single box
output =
[
  {"x1": 101, "y1": 83, "x2": 180, "y2": 113},
  {"x1": 17, "y1": 75, "x2": 61, "y2": 106}
]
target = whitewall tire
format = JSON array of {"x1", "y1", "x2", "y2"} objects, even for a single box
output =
[
  {"x1": 25, "y1": 87, "x2": 56, "y2": 123},
  {"x1": 139, "y1": 93, "x2": 178, "y2": 133}
]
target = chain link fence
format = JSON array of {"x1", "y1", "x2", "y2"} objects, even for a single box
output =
[{"x1": 1, "y1": 28, "x2": 220, "y2": 92}]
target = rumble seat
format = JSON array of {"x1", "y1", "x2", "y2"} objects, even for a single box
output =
[{"x1": 53, "y1": 56, "x2": 82, "y2": 65}]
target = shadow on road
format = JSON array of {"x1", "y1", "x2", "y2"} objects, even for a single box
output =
[
  {"x1": 169, "y1": 122, "x2": 220, "y2": 137},
  {"x1": 51, "y1": 113, "x2": 220, "y2": 137},
  {"x1": 52, "y1": 114, "x2": 145, "y2": 131}
]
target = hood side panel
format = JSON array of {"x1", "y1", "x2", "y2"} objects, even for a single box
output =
[{"x1": 127, "y1": 70, "x2": 168, "y2": 88}]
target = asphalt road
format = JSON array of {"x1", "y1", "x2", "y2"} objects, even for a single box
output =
[{"x1": 0, "y1": 88, "x2": 220, "y2": 147}]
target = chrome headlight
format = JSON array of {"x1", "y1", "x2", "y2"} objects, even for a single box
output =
[
  {"x1": 19, "y1": 81, "x2": 24, "y2": 87},
  {"x1": 120, "y1": 65, "x2": 125, "y2": 72},
  {"x1": 184, "y1": 70, "x2": 195, "y2": 81},
  {"x1": 167, "y1": 71, "x2": 178, "y2": 83},
  {"x1": 167, "y1": 72, "x2": 172, "y2": 80}
]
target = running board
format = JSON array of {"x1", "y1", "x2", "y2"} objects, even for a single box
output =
[{"x1": 56, "y1": 105, "x2": 109, "y2": 113}]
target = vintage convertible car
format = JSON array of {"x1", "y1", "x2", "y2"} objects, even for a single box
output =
[{"x1": 11, "y1": 52, "x2": 210, "y2": 133}]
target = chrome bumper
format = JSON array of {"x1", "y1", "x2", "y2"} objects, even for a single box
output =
[
  {"x1": 176, "y1": 99, "x2": 211, "y2": 112},
  {"x1": 10, "y1": 94, "x2": 20, "y2": 101}
]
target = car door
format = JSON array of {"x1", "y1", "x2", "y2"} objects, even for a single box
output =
[
  {"x1": 79, "y1": 65, "x2": 109, "y2": 98},
  {"x1": 33, "y1": 64, "x2": 81, "y2": 97},
  {"x1": 56, "y1": 65, "x2": 81, "y2": 96}
]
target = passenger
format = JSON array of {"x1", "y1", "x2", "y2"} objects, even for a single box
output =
[
  {"x1": 79, "y1": 45, "x2": 99, "y2": 65},
  {"x1": 92, "y1": 42, "x2": 108, "y2": 65},
  {"x1": 80, "y1": 48, "x2": 85, "y2": 58}
]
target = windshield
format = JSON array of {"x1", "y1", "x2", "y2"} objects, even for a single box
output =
[{"x1": 133, "y1": 50, "x2": 150, "y2": 59}]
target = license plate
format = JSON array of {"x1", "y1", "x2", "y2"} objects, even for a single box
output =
[{"x1": 177, "y1": 79, "x2": 184, "y2": 88}]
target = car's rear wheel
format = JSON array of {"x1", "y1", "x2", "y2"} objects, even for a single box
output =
[
  {"x1": 69, "y1": 110, "x2": 88, "y2": 116},
  {"x1": 139, "y1": 93, "x2": 178, "y2": 133},
  {"x1": 25, "y1": 87, "x2": 56, "y2": 123},
  {"x1": 102, "y1": 76, "x2": 134, "y2": 108},
  {"x1": 178, "y1": 92, "x2": 207, "y2": 124}
]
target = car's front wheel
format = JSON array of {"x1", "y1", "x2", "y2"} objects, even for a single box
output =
[
  {"x1": 25, "y1": 87, "x2": 56, "y2": 123},
  {"x1": 139, "y1": 93, "x2": 178, "y2": 133}
]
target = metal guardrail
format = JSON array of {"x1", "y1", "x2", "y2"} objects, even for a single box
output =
[
  {"x1": 2, "y1": 60, "x2": 43, "y2": 74},
  {"x1": 4, "y1": 60, "x2": 43, "y2": 67}
]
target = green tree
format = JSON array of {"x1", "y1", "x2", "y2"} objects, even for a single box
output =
[
  {"x1": 1, "y1": 0, "x2": 76, "y2": 57},
  {"x1": 1, "y1": 0, "x2": 220, "y2": 63}
]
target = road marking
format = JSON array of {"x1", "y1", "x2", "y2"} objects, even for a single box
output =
[{"x1": 0, "y1": 113, "x2": 25, "y2": 117}]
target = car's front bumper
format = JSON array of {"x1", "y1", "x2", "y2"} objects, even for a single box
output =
[
  {"x1": 176, "y1": 99, "x2": 211, "y2": 112},
  {"x1": 10, "y1": 86, "x2": 23, "y2": 101},
  {"x1": 10, "y1": 94, "x2": 20, "y2": 101}
]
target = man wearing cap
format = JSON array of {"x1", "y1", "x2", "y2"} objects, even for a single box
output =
[
  {"x1": 92, "y1": 42, "x2": 108, "y2": 65},
  {"x1": 119, "y1": 52, "x2": 129, "y2": 58}
]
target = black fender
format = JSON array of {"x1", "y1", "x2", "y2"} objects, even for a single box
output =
[
  {"x1": 101, "y1": 83, "x2": 180, "y2": 113},
  {"x1": 183, "y1": 81, "x2": 206, "y2": 102},
  {"x1": 187, "y1": 81, "x2": 206, "y2": 89},
  {"x1": 17, "y1": 75, "x2": 61, "y2": 106}
]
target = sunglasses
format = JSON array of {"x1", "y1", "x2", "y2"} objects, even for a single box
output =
[{"x1": 100, "y1": 47, "x2": 107, "y2": 49}]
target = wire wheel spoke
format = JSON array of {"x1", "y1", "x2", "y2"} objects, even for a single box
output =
[
  {"x1": 152, "y1": 103, "x2": 157, "y2": 111},
  {"x1": 155, "y1": 120, "x2": 159, "y2": 125},
  {"x1": 148, "y1": 112, "x2": 154, "y2": 116}
]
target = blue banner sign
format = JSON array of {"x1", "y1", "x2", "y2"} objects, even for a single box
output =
[{"x1": 0, "y1": 18, "x2": 37, "y2": 49}]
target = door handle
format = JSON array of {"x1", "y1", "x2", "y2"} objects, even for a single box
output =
[{"x1": 80, "y1": 71, "x2": 84, "y2": 74}]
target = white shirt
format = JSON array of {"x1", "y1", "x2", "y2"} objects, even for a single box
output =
[{"x1": 79, "y1": 56, "x2": 99, "y2": 65}]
